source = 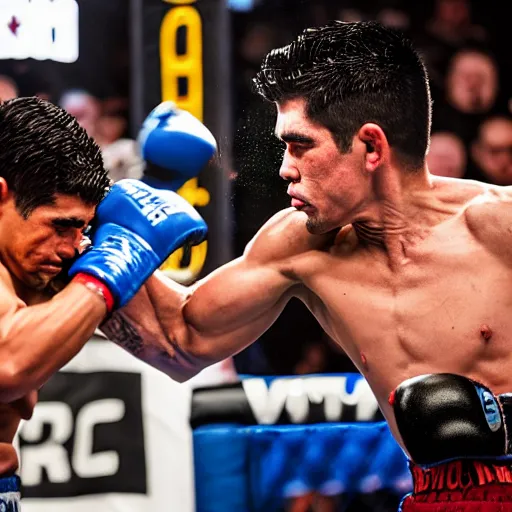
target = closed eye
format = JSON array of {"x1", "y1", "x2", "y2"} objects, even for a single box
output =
[
  {"x1": 51, "y1": 218, "x2": 90, "y2": 237},
  {"x1": 51, "y1": 218, "x2": 87, "y2": 230}
]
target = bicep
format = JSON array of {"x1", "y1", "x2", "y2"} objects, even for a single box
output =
[
  {"x1": 184, "y1": 255, "x2": 296, "y2": 335},
  {"x1": 103, "y1": 262, "x2": 298, "y2": 380},
  {"x1": 142, "y1": 254, "x2": 299, "y2": 367},
  {"x1": 105, "y1": 210, "x2": 308, "y2": 376}
]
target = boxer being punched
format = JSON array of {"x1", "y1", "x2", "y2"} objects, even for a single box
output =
[
  {"x1": 0, "y1": 97, "x2": 210, "y2": 510},
  {"x1": 103, "y1": 21, "x2": 512, "y2": 511}
]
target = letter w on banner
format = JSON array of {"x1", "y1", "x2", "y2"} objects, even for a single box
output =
[{"x1": 0, "y1": 0, "x2": 78, "y2": 62}]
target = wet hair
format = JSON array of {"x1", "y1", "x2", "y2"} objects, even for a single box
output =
[
  {"x1": 0, "y1": 97, "x2": 110, "y2": 217},
  {"x1": 254, "y1": 20, "x2": 433, "y2": 170}
]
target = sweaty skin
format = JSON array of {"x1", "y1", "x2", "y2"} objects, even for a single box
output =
[
  {"x1": 111, "y1": 177, "x2": 512, "y2": 455},
  {"x1": 103, "y1": 98, "x2": 512, "y2": 457},
  {"x1": 0, "y1": 195, "x2": 106, "y2": 475}
]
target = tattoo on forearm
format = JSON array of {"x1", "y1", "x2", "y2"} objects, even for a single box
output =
[
  {"x1": 101, "y1": 312, "x2": 145, "y2": 356},
  {"x1": 101, "y1": 311, "x2": 203, "y2": 381}
]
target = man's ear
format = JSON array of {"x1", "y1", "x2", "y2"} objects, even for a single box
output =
[
  {"x1": 0, "y1": 178, "x2": 10, "y2": 203},
  {"x1": 357, "y1": 123, "x2": 390, "y2": 172}
]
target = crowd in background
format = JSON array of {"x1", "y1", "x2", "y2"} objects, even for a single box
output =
[{"x1": 0, "y1": 0, "x2": 510, "y2": 380}]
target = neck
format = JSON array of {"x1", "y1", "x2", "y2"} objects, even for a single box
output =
[
  {"x1": 10, "y1": 276, "x2": 33, "y2": 305},
  {"x1": 8, "y1": 269, "x2": 48, "y2": 305},
  {"x1": 352, "y1": 222, "x2": 386, "y2": 249},
  {"x1": 352, "y1": 165, "x2": 432, "y2": 267}
]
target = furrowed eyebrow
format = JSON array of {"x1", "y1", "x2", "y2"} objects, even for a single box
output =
[
  {"x1": 51, "y1": 217, "x2": 87, "y2": 229},
  {"x1": 276, "y1": 132, "x2": 315, "y2": 145}
]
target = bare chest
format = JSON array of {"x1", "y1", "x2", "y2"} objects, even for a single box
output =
[{"x1": 297, "y1": 223, "x2": 512, "y2": 396}]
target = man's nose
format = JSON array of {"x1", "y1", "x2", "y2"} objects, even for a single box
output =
[
  {"x1": 466, "y1": 73, "x2": 485, "y2": 90},
  {"x1": 57, "y1": 242, "x2": 77, "y2": 261},
  {"x1": 279, "y1": 152, "x2": 300, "y2": 182},
  {"x1": 57, "y1": 230, "x2": 83, "y2": 260}
]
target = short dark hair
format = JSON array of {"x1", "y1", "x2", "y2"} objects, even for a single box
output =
[
  {"x1": 0, "y1": 97, "x2": 110, "y2": 217},
  {"x1": 254, "y1": 21, "x2": 432, "y2": 170}
]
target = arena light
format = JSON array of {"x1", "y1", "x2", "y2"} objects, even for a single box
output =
[
  {"x1": 0, "y1": 0, "x2": 79, "y2": 63},
  {"x1": 227, "y1": 0, "x2": 256, "y2": 11}
]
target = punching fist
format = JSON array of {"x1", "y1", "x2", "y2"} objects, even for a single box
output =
[
  {"x1": 69, "y1": 179, "x2": 207, "y2": 310},
  {"x1": 138, "y1": 101, "x2": 217, "y2": 191}
]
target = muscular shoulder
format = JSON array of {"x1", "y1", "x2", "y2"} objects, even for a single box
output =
[
  {"x1": 465, "y1": 184, "x2": 512, "y2": 261},
  {"x1": 0, "y1": 263, "x2": 26, "y2": 313},
  {"x1": 244, "y1": 208, "x2": 333, "y2": 265}
]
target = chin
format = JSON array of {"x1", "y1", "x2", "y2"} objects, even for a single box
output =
[
  {"x1": 23, "y1": 273, "x2": 50, "y2": 291},
  {"x1": 305, "y1": 216, "x2": 333, "y2": 235}
]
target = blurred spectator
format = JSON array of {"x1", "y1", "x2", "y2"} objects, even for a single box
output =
[
  {"x1": 427, "y1": 131, "x2": 466, "y2": 178},
  {"x1": 469, "y1": 114, "x2": 512, "y2": 185},
  {"x1": 286, "y1": 493, "x2": 338, "y2": 512},
  {"x1": 101, "y1": 139, "x2": 144, "y2": 183},
  {"x1": 375, "y1": 7, "x2": 410, "y2": 31},
  {"x1": 293, "y1": 334, "x2": 358, "y2": 376},
  {"x1": 239, "y1": 20, "x2": 279, "y2": 70},
  {"x1": 97, "y1": 114, "x2": 128, "y2": 146},
  {"x1": 59, "y1": 88, "x2": 102, "y2": 140},
  {"x1": 97, "y1": 96, "x2": 130, "y2": 146},
  {"x1": 233, "y1": 340, "x2": 276, "y2": 375},
  {"x1": 0, "y1": 75, "x2": 18, "y2": 102},
  {"x1": 424, "y1": 0, "x2": 487, "y2": 48},
  {"x1": 233, "y1": 19, "x2": 284, "y2": 120},
  {"x1": 0, "y1": 61, "x2": 55, "y2": 100},
  {"x1": 59, "y1": 89, "x2": 132, "y2": 154},
  {"x1": 294, "y1": 342, "x2": 329, "y2": 375},
  {"x1": 337, "y1": 7, "x2": 366, "y2": 22},
  {"x1": 414, "y1": 0, "x2": 489, "y2": 90},
  {"x1": 444, "y1": 48, "x2": 498, "y2": 115},
  {"x1": 432, "y1": 47, "x2": 501, "y2": 151}
]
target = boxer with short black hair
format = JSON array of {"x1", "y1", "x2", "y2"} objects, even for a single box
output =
[
  {"x1": 104, "y1": 21, "x2": 512, "y2": 511},
  {"x1": 0, "y1": 97, "x2": 210, "y2": 510}
]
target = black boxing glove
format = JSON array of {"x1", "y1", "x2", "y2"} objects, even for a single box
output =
[{"x1": 390, "y1": 373, "x2": 507, "y2": 465}]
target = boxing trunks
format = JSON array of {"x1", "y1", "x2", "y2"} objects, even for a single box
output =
[
  {"x1": 400, "y1": 458, "x2": 512, "y2": 511},
  {"x1": 0, "y1": 475, "x2": 20, "y2": 511},
  {"x1": 391, "y1": 374, "x2": 512, "y2": 511}
]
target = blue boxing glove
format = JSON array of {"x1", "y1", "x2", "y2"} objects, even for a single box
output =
[
  {"x1": 69, "y1": 179, "x2": 207, "y2": 311},
  {"x1": 138, "y1": 101, "x2": 217, "y2": 191}
]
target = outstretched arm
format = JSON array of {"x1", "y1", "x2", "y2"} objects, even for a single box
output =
[{"x1": 102, "y1": 210, "x2": 317, "y2": 381}]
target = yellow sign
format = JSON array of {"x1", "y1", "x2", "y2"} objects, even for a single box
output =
[{"x1": 159, "y1": 0, "x2": 209, "y2": 284}]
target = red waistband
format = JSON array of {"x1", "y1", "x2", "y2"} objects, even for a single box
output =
[
  {"x1": 401, "y1": 495, "x2": 512, "y2": 512},
  {"x1": 411, "y1": 459, "x2": 512, "y2": 495},
  {"x1": 405, "y1": 459, "x2": 512, "y2": 507}
]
